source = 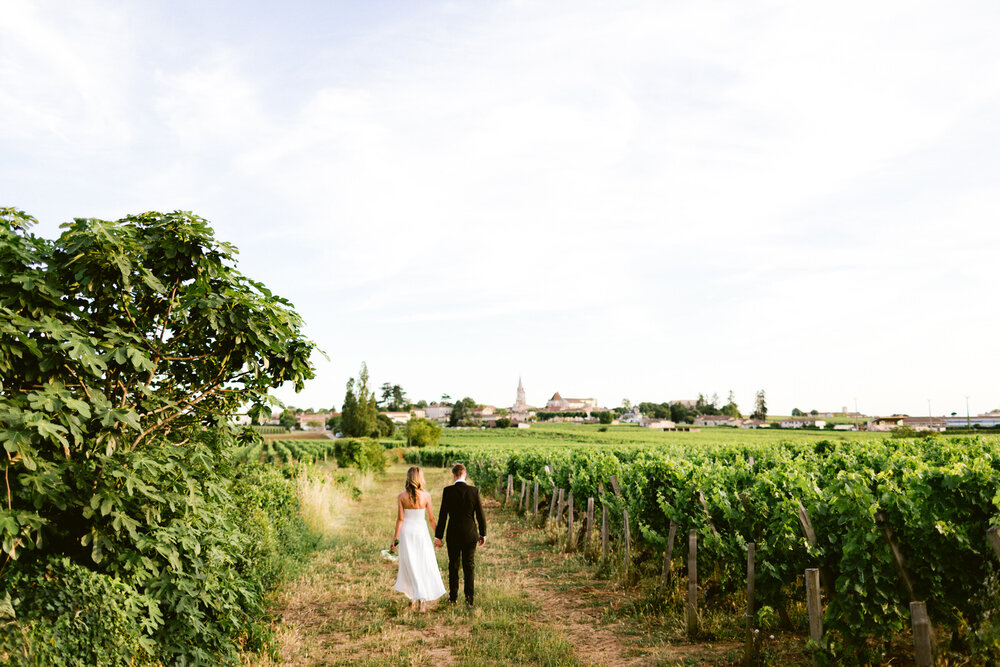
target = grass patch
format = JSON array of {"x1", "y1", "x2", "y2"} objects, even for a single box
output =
[{"x1": 453, "y1": 617, "x2": 580, "y2": 666}]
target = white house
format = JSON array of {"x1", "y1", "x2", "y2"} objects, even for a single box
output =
[
  {"x1": 867, "y1": 416, "x2": 907, "y2": 432},
  {"x1": 423, "y1": 404, "x2": 453, "y2": 421},
  {"x1": 383, "y1": 411, "x2": 424, "y2": 425},
  {"x1": 779, "y1": 417, "x2": 826, "y2": 429},
  {"x1": 693, "y1": 415, "x2": 740, "y2": 427},
  {"x1": 297, "y1": 412, "x2": 331, "y2": 431},
  {"x1": 646, "y1": 419, "x2": 676, "y2": 430}
]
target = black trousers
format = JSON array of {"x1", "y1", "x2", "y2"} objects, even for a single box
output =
[{"x1": 446, "y1": 539, "x2": 477, "y2": 603}]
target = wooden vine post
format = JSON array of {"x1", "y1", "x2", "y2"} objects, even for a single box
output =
[
  {"x1": 687, "y1": 530, "x2": 698, "y2": 637},
  {"x1": 585, "y1": 497, "x2": 595, "y2": 557},
  {"x1": 623, "y1": 508, "x2": 631, "y2": 580},
  {"x1": 519, "y1": 480, "x2": 527, "y2": 511},
  {"x1": 659, "y1": 521, "x2": 678, "y2": 592},
  {"x1": 797, "y1": 500, "x2": 835, "y2": 595},
  {"x1": 597, "y1": 482, "x2": 608, "y2": 563},
  {"x1": 607, "y1": 475, "x2": 627, "y2": 576},
  {"x1": 876, "y1": 507, "x2": 939, "y2": 667},
  {"x1": 505, "y1": 475, "x2": 513, "y2": 506},
  {"x1": 988, "y1": 526, "x2": 1000, "y2": 561},
  {"x1": 910, "y1": 601, "x2": 935, "y2": 667},
  {"x1": 805, "y1": 568, "x2": 822, "y2": 663},
  {"x1": 876, "y1": 511, "x2": 916, "y2": 602},
  {"x1": 533, "y1": 481, "x2": 539, "y2": 520},
  {"x1": 567, "y1": 491, "x2": 575, "y2": 549},
  {"x1": 744, "y1": 543, "x2": 756, "y2": 665},
  {"x1": 601, "y1": 504, "x2": 609, "y2": 563},
  {"x1": 548, "y1": 487, "x2": 557, "y2": 525}
]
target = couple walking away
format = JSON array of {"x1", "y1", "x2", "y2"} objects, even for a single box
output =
[{"x1": 390, "y1": 463, "x2": 487, "y2": 612}]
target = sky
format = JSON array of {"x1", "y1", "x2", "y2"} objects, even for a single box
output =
[{"x1": 2, "y1": 1, "x2": 998, "y2": 417}]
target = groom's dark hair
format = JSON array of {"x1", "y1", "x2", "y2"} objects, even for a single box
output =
[{"x1": 451, "y1": 463, "x2": 466, "y2": 477}]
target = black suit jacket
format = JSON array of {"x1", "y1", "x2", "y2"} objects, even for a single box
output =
[{"x1": 435, "y1": 481, "x2": 487, "y2": 545}]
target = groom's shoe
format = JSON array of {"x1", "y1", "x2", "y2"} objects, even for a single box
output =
[{"x1": 465, "y1": 599, "x2": 474, "y2": 609}]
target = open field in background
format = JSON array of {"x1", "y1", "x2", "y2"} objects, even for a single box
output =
[{"x1": 432, "y1": 422, "x2": 875, "y2": 450}]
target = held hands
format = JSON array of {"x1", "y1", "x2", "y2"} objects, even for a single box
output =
[
  {"x1": 433, "y1": 538, "x2": 443, "y2": 548},
  {"x1": 390, "y1": 539, "x2": 398, "y2": 554},
  {"x1": 478, "y1": 536, "x2": 486, "y2": 547}
]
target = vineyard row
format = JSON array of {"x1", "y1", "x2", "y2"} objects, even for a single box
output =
[
  {"x1": 406, "y1": 436, "x2": 1000, "y2": 663},
  {"x1": 235, "y1": 438, "x2": 336, "y2": 465}
]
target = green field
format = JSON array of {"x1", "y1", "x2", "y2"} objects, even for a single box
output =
[{"x1": 433, "y1": 421, "x2": 874, "y2": 450}]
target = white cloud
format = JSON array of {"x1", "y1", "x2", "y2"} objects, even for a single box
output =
[{"x1": 0, "y1": 2, "x2": 135, "y2": 153}]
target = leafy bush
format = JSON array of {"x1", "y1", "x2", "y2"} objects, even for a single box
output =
[
  {"x1": 334, "y1": 438, "x2": 388, "y2": 472},
  {"x1": 891, "y1": 425, "x2": 938, "y2": 439},
  {"x1": 0, "y1": 557, "x2": 147, "y2": 666},
  {"x1": 0, "y1": 209, "x2": 316, "y2": 664},
  {"x1": 229, "y1": 463, "x2": 319, "y2": 591},
  {"x1": 375, "y1": 413, "x2": 395, "y2": 438},
  {"x1": 406, "y1": 417, "x2": 442, "y2": 448}
]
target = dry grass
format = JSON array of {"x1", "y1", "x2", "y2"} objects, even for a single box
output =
[{"x1": 296, "y1": 475, "x2": 353, "y2": 538}]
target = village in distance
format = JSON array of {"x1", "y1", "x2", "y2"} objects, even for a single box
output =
[{"x1": 251, "y1": 374, "x2": 1000, "y2": 437}]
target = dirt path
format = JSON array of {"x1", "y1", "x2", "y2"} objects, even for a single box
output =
[
  {"x1": 484, "y1": 496, "x2": 648, "y2": 666},
  {"x1": 263, "y1": 465, "x2": 735, "y2": 666}
]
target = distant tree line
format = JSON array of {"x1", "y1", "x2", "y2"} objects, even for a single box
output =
[
  {"x1": 634, "y1": 389, "x2": 767, "y2": 423},
  {"x1": 534, "y1": 410, "x2": 613, "y2": 424}
]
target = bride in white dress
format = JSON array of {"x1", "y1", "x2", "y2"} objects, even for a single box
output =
[{"x1": 390, "y1": 466, "x2": 446, "y2": 611}]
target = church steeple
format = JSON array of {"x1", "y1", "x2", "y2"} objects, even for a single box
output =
[{"x1": 515, "y1": 377, "x2": 526, "y2": 409}]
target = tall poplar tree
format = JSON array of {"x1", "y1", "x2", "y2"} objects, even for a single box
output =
[
  {"x1": 341, "y1": 363, "x2": 377, "y2": 437},
  {"x1": 752, "y1": 389, "x2": 768, "y2": 421}
]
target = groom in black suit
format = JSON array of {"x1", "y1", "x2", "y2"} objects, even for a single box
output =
[{"x1": 433, "y1": 463, "x2": 487, "y2": 608}]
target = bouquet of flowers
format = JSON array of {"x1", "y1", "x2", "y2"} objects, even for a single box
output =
[{"x1": 381, "y1": 539, "x2": 399, "y2": 562}]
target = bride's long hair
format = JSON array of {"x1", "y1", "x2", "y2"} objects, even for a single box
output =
[{"x1": 405, "y1": 466, "x2": 425, "y2": 505}]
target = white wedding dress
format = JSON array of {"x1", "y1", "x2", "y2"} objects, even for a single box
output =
[{"x1": 394, "y1": 508, "x2": 447, "y2": 601}]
